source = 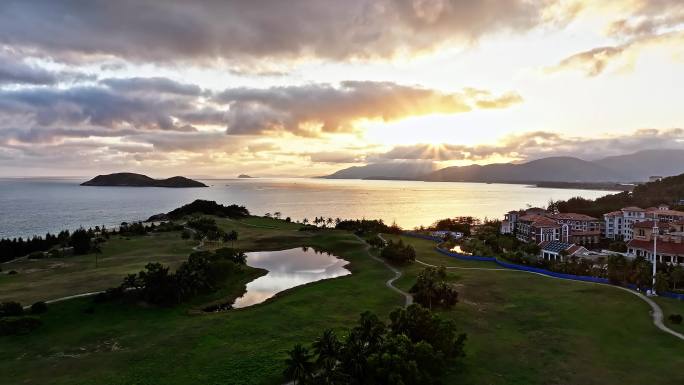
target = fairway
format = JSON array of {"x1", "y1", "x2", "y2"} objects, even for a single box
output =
[{"x1": 1, "y1": 223, "x2": 682, "y2": 385}]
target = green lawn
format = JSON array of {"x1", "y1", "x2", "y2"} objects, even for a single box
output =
[
  {"x1": 1, "y1": 226, "x2": 683, "y2": 385},
  {"x1": 0, "y1": 225, "x2": 401, "y2": 385},
  {"x1": 384, "y1": 234, "x2": 684, "y2": 385}
]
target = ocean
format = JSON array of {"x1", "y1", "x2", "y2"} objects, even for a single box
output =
[{"x1": 0, "y1": 177, "x2": 613, "y2": 239}]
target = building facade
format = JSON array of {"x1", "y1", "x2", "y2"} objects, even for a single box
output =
[{"x1": 627, "y1": 220, "x2": 684, "y2": 265}]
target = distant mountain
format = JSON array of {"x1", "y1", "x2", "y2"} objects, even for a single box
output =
[
  {"x1": 323, "y1": 149, "x2": 684, "y2": 183},
  {"x1": 81, "y1": 173, "x2": 207, "y2": 188},
  {"x1": 323, "y1": 161, "x2": 436, "y2": 180},
  {"x1": 425, "y1": 156, "x2": 624, "y2": 183},
  {"x1": 593, "y1": 149, "x2": 684, "y2": 181}
]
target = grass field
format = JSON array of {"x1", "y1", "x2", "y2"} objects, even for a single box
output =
[{"x1": 1, "y1": 222, "x2": 683, "y2": 384}]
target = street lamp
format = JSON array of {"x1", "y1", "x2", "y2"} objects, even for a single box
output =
[{"x1": 651, "y1": 222, "x2": 658, "y2": 295}]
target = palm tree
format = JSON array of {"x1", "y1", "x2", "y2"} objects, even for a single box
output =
[
  {"x1": 227, "y1": 230, "x2": 238, "y2": 248},
  {"x1": 302, "y1": 218, "x2": 309, "y2": 225},
  {"x1": 283, "y1": 344, "x2": 313, "y2": 385},
  {"x1": 313, "y1": 329, "x2": 341, "y2": 366},
  {"x1": 326, "y1": 217, "x2": 333, "y2": 227}
]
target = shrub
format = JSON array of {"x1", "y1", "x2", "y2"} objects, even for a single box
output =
[
  {"x1": 30, "y1": 301, "x2": 48, "y2": 315},
  {"x1": 0, "y1": 301, "x2": 24, "y2": 317},
  {"x1": 380, "y1": 240, "x2": 416, "y2": 264},
  {"x1": 669, "y1": 314, "x2": 683, "y2": 325},
  {"x1": 27, "y1": 251, "x2": 46, "y2": 259},
  {"x1": 0, "y1": 317, "x2": 42, "y2": 336},
  {"x1": 181, "y1": 230, "x2": 191, "y2": 239},
  {"x1": 8, "y1": 270, "x2": 18, "y2": 275}
]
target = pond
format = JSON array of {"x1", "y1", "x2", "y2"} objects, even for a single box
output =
[
  {"x1": 450, "y1": 245, "x2": 471, "y2": 255},
  {"x1": 227, "y1": 247, "x2": 351, "y2": 309}
]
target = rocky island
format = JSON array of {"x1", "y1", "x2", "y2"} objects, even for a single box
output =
[{"x1": 81, "y1": 173, "x2": 207, "y2": 188}]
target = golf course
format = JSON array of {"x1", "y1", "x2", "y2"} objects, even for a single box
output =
[{"x1": 1, "y1": 214, "x2": 683, "y2": 385}]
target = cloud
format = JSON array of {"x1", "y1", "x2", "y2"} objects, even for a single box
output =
[
  {"x1": 378, "y1": 128, "x2": 684, "y2": 161},
  {"x1": 0, "y1": 0, "x2": 555, "y2": 64},
  {"x1": 552, "y1": 1, "x2": 684, "y2": 76},
  {"x1": 217, "y1": 81, "x2": 522, "y2": 136},
  {"x1": 0, "y1": 78, "x2": 220, "y2": 131},
  {"x1": 307, "y1": 151, "x2": 366, "y2": 164},
  {"x1": 0, "y1": 55, "x2": 57, "y2": 85}
]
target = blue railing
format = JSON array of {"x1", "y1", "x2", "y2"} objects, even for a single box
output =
[{"x1": 402, "y1": 231, "x2": 682, "y2": 299}]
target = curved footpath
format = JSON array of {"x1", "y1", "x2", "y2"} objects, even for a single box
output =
[
  {"x1": 386, "y1": 233, "x2": 684, "y2": 342},
  {"x1": 354, "y1": 235, "x2": 413, "y2": 306}
]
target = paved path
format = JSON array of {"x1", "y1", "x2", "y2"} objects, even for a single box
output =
[
  {"x1": 386, "y1": 234, "x2": 684, "y2": 342},
  {"x1": 22, "y1": 291, "x2": 104, "y2": 310},
  {"x1": 355, "y1": 235, "x2": 412, "y2": 306}
]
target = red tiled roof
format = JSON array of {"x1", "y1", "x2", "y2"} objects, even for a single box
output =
[
  {"x1": 519, "y1": 214, "x2": 559, "y2": 227},
  {"x1": 622, "y1": 206, "x2": 645, "y2": 211},
  {"x1": 549, "y1": 213, "x2": 598, "y2": 221},
  {"x1": 632, "y1": 221, "x2": 652, "y2": 229},
  {"x1": 628, "y1": 239, "x2": 684, "y2": 255},
  {"x1": 604, "y1": 211, "x2": 622, "y2": 217}
]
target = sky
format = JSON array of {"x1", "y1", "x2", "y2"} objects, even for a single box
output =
[{"x1": 0, "y1": 0, "x2": 683, "y2": 177}]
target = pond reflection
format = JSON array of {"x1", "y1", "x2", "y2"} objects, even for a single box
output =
[
  {"x1": 450, "y1": 245, "x2": 471, "y2": 255},
  {"x1": 231, "y1": 247, "x2": 351, "y2": 309}
]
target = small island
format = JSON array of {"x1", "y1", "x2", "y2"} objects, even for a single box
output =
[
  {"x1": 237, "y1": 174, "x2": 254, "y2": 178},
  {"x1": 81, "y1": 172, "x2": 207, "y2": 188}
]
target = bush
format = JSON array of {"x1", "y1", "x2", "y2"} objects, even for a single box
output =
[
  {"x1": 8, "y1": 270, "x2": 18, "y2": 275},
  {"x1": 27, "y1": 251, "x2": 46, "y2": 259},
  {"x1": 181, "y1": 230, "x2": 191, "y2": 239},
  {"x1": 380, "y1": 239, "x2": 416, "y2": 264},
  {"x1": 0, "y1": 317, "x2": 42, "y2": 336},
  {"x1": 30, "y1": 301, "x2": 48, "y2": 315},
  {"x1": 0, "y1": 301, "x2": 24, "y2": 317},
  {"x1": 669, "y1": 314, "x2": 683, "y2": 325}
]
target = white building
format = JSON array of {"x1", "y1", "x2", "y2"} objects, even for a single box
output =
[{"x1": 603, "y1": 207, "x2": 648, "y2": 241}]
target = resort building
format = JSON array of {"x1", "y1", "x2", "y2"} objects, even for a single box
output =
[
  {"x1": 603, "y1": 206, "x2": 649, "y2": 241},
  {"x1": 603, "y1": 205, "x2": 684, "y2": 241},
  {"x1": 546, "y1": 213, "x2": 602, "y2": 245},
  {"x1": 539, "y1": 241, "x2": 589, "y2": 261},
  {"x1": 501, "y1": 207, "x2": 547, "y2": 235},
  {"x1": 627, "y1": 220, "x2": 684, "y2": 265},
  {"x1": 516, "y1": 214, "x2": 566, "y2": 243}
]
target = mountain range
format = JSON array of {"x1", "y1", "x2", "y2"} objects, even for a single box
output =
[{"x1": 323, "y1": 149, "x2": 684, "y2": 183}]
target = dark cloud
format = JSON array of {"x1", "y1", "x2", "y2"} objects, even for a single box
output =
[
  {"x1": 0, "y1": 0, "x2": 551, "y2": 63},
  {"x1": 218, "y1": 81, "x2": 521, "y2": 136},
  {"x1": 378, "y1": 128, "x2": 684, "y2": 161},
  {"x1": 100, "y1": 77, "x2": 203, "y2": 96},
  {"x1": 0, "y1": 55, "x2": 57, "y2": 85},
  {"x1": 0, "y1": 77, "x2": 220, "y2": 131}
]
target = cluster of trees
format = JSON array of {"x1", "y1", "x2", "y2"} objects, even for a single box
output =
[
  {"x1": 0, "y1": 229, "x2": 71, "y2": 262},
  {"x1": 118, "y1": 222, "x2": 148, "y2": 236},
  {"x1": 380, "y1": 239, "x2": 416, "y2": 264},
  {"x1": 410, "y1": 267, "x2": 459, "y2": 310},
  {"x1": 166, "y1": 200, "x2": 250, "y2": 219},
  {"x1": 426, "y1": 217, "x2": 480, "y2": 236},
  {"x1": 335, "y1": 219, "x2": 401, "y2": 236},
  {"x1": 283, "y1": 305, "x2": 466, "y2": 384},
  {"x1": 548, "y1": 173, "x2": 684, "y2": 218},
  {"x1": 104, "y1": 248, "x2": 247, "y2": 306},
  {"x1": 0, "y1": 301, "x2": 46, "y2": 336},
  {"x1": 0, "y1": 226, "x2": 101, "y2": 262},
  {"x1": 185, "y1": 216, "x2": 239, "y2": 244},
  {"x1": 459, "y1": 221, "x2": 539, "y2": 258}
]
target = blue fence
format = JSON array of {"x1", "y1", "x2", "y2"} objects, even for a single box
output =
[{"x1": 402, "y1": 231, "x2": 681, "y2": 299}]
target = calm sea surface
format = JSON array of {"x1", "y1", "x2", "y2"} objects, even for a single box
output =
[{"x1": 0, "y1": 177, "x2": 614, "y2": 239}]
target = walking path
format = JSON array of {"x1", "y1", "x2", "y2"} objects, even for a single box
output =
[
  {"x1": 382, "y1": 234, "x2": 684, "y2": 342},
  {"x1": 354, "y1": 235, "x2": 412, "y2": 306},
  {"x1": 22, "y1": 291, "x2": 104, "y2": 310}
]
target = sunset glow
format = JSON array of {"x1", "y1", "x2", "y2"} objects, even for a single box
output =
[{"x1": 0, "y1": 0, "x2": 683, "y2": 177}]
